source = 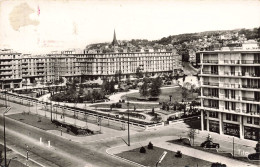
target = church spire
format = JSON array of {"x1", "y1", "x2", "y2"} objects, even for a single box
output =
[{"x1": 112, "y1": 29, "x2": 119, "y2": 46}]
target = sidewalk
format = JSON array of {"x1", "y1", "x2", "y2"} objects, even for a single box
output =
[
  {"x1": 172, "y1": 121, "x2": 257, "y2": 148},
  {"x1": 107, "y1": 136, "x2": 258, "y2": 167}
]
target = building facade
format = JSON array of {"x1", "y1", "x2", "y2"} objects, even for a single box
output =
[
  {"x1": 199, "y1": 43, "x2": 260, "y2": 141},
  {"x1": 0, "y1": 50, "x2": 182, "y2": 89},
  {"x1": 0, "y1": 49, "x2": 23, "y2": 89}
]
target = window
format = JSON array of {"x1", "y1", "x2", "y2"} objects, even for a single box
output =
[
  {"x1": 232, "y1": 115, "x2": 238, "y2": 122},
  {"x1": 231, "y1": 102, "x2": 236, "y2": 110},
  {"x1": 254, "y1": 118, "x2": 259, "y2": 125},
  {"x1": 209, "y1": 112, "x2": 218, "y2": 118},
  {"x1": 225, "y1": 101, "x2": 229, "y2": 110},
  {"x1": 225, "y1": 90, "x2": 229, "y2": 98},
  {"x1": 247, "y1": 117, "x2": 252, "y2": 124},
  {"x1": 231, "y1": 90, "x2": 235, "y2": 99},
  {"x1": 226, "y1": 114, "x2": 231, "y2": 120}
]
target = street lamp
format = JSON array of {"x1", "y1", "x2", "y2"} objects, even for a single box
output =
[
  {"x1": 61, "y1": 125, "x2": 62, "y2": 136},
  {"x1": 3, "y1": 107, "x2": 11, "y2": 167},
  {"x1": 127, "y1": 101, "x2": 130, "y2": 146},
  {"x1": 5, "y1": 89, "x2": 7, "y2": 108},
  {"x1": 50, "y1": 101, "x2": 53, "y2": 121}
]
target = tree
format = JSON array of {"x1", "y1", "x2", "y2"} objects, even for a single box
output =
[
  {"x1": 102, "y1": 79, "x2": 110, "y2": 94},
  {"x1": 136, "y1": 67, "x2": 143, "y2": 78},
  {"x1": 110, "y1": 80, "x2": 115, "y2": 93},
  {"x1": 139, "y1": 78, "x2": 149, "y2": 99},
  {"x1": 187, "y1": 128, "x2": 197, "y2": 146},
  {"x1": 149, "y1": 77, "x2": 162, "y2": 97},
  {"x1": 177, "y1": 43, "x2": 190, "y2": 62},
  {"x1": 78, "y1": 84, "x2": 84, "y2": 97},
  {"x1": 182, "y1": 87, "x2": 188, "y2": 101}
]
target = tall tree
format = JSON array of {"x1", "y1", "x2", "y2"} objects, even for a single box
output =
[
  {"x1": 149, "y1": 77, "x2": 162, "y2": 97},
  {"x1": 139, "y1": 78, "x2": 149, "y2": 99},
  {"x1": 136, "y1": 67, "x2": 143, "y2": 78}
]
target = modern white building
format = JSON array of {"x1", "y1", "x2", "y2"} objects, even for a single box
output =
[
  {"x1": 198, "y1": 42, "x2": 260, "y2": 141},
  {"x1": 0, "y1": 49, "x2": 23, "y2": 89}
]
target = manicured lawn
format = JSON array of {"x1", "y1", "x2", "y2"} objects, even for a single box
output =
[
  {"x1": 7, "y1": 113, "x2": 92, "y2": 136},
  {"x1": 121, "y1": 87, "x2": 198, "y2": 102},
  {"x1": 8, "y1": 113, "x2": 57, "y2": 130},
  {"x1": 168, "y1": 139, "x2": 259, "y2": 165},
  {"x1": 116, "y1": 146, "x2": 212, "y2": 167},
  {"x1": 90, "y1": 102, "x2": 160, "y2": 110}
]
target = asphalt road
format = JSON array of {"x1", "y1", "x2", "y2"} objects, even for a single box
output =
[{"x1": 0, "y1": 114, "x2": 137, "y2": 167}]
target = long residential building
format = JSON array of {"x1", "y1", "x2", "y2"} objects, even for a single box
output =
[
  {"x1": 0, "y1": 50, "x2": 182, "y2": 89},
  {"x1": 198, "y1": 41, "x2": 260, "y2": 141}
]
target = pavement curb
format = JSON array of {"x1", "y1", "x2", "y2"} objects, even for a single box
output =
[{"x1": 106, "y1": 144, "x2": 147, "y2": 167}]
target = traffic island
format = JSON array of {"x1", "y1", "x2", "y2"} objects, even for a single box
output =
[
  {"x1": 7, "y1": 113, "x2": 97, "y2": 136},
  {"x1": 115, "y1": 146, "x2": 211, "y2": 167}
]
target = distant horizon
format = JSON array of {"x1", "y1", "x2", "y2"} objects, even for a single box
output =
[{"x1": 0, "y1": 0, "x2": 260, "y2": 54}]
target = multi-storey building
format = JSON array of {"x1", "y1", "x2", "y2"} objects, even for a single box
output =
[
  {"x1": 21, "y1": 55, "x2": 54, "y2": 86},
  {"x1": 199, "y1": 41, "x2": 260, "y2": 141},
  {"x1": 0, "y1": 32, "x2": 182, "y2": 89},
  {"x1": 0, "y1": 49, "x2": 22, "y2": 89},
  {"x1": 76, "y1": 52, "x2": 182, "y2": 80}
]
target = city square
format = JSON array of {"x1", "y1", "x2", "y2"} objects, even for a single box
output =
[{"x1": 0, "y1": 0, "x2": 260, "y2": 167}]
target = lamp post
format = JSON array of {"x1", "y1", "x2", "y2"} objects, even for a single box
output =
[
  {"x1": 50, "y1": 101, "x2": 53, "y2": 122},
  {"x1": 61, "y1": 125, "x2": 62, "y2": 136},
  {"x1": 127, "y1": 101, "x2": 130, "y2": 146},
  {"x1": 3, "y1": 107, "x2": 11, "y2": 167}
]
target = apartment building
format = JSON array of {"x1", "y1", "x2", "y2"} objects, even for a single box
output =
[
  {"x1": 76, "y1": 52, "x2": 182, "y2": 80},
  {"x1": 21, "y1": 55, "x2": 55, "y2": 86},
  {"x1": 0, "y1": 49, "x2": 22, "y2": 89},
  {"x1": 199, "y1": 41, "x2": 260, "y2": 141}
]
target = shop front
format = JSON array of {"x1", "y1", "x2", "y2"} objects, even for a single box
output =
[
  {"x1": 209, "y1": 120, "x2": 219, "y2": 133},
  {"x1": 244, "y1": 126, "x2": 260, "y2": 141},
  {"x1": 223, "y1": 123, "x2": 240, "y2": 137}
]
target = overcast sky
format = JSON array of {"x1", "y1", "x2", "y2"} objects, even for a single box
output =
[{"x1": 0, "y1": 0, "x2": 260, "y2": 54}]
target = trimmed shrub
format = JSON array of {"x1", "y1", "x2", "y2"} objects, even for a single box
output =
[
  {"x1": 148, "y1": 142, "x2": 153, "y2": 149},
  {"x1": 140, "y1": 146, "x2": 146, "y2": 153}
]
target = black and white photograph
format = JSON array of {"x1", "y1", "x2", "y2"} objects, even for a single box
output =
[{"x1": 0, "y1": 0, "x2": 260, "y2": 166}]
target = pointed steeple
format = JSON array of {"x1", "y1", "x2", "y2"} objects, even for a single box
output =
[{"x1": 112, "y1": 29, "x2": 119, "y2": 46}]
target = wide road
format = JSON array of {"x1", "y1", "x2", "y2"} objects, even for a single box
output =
[{"x1": 0, "y1": 114, "x2": 137, "y2": 167}]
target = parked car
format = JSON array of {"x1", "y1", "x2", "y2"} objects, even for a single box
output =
[{"x1": 201, "y1": 141, "x2": 220, "y2": 149}]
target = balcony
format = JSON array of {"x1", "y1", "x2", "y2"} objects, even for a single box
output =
[
  {"x1": 242, "y1": 110, "x2": 260, "y2": 116},
  {"x1": 220, "y1": 83, "x2": 241, "y2": 88},
  {"x1": 242, "y1": 97, "x2": 260, "y2": 102},
  {"x1": 202, "y1": 60, "x2": 218, "y2": 64},
  {"x1": 0, "y1": 63, "x2": 12, "y2": 66},
  {"x1": 203, "y1": 105, "x2": 219, "y2": 110},
  {"x1": 242, "y1": 85, "x2": 260, "y2": 89},
  {"x1": 0, "y1": 72, "x2": 13, "y2": 76},
  {"x1": 202, "y1": 71, "x2": 218, "y2": 75},
  {"x1": 203, "y1": 82, "x2": 219, "y2": 86},
  {"x1": 222, "y1": 60, "x2": 240, "y2": 64},
  {"x1": 241, "y1": 72, "x2": 260, "y2": 77},
  {"x1": 241, "y1": 60, "x2": 260, "y2": 64},
  {"x1": 203, "y1": 93, "x2": 219, "y2": 98}
]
